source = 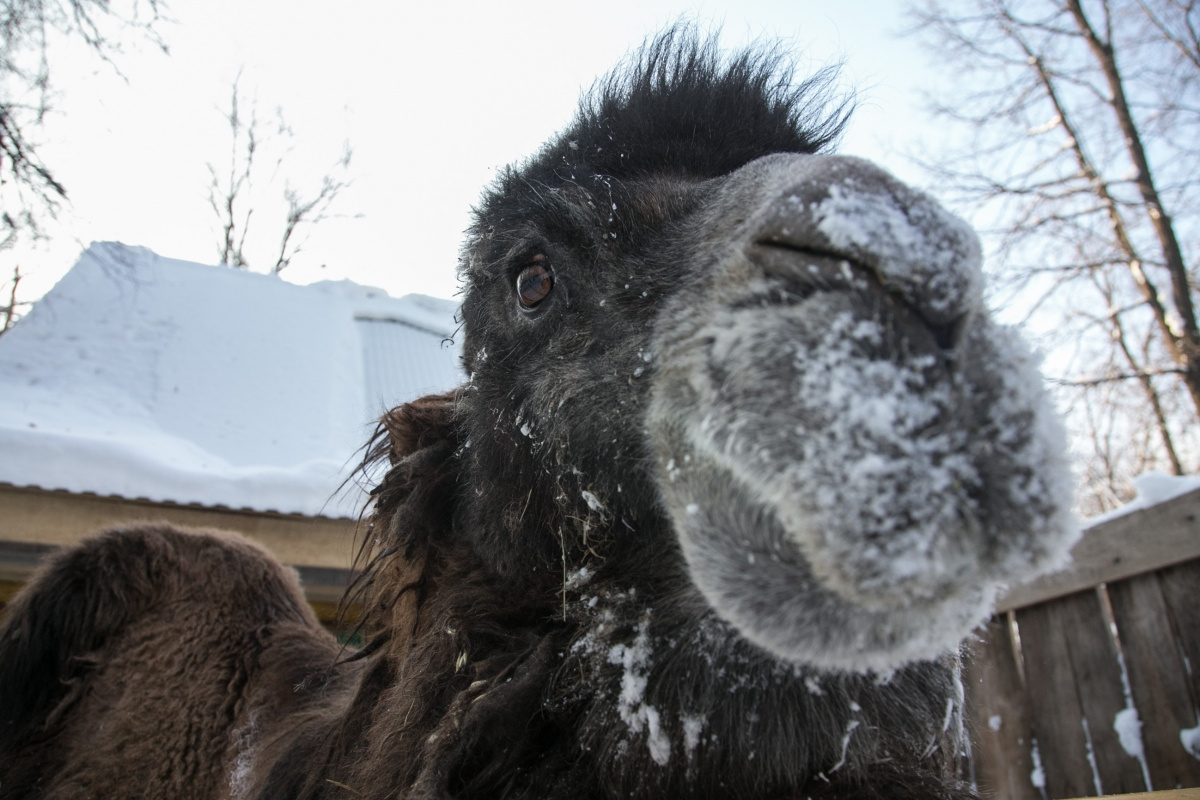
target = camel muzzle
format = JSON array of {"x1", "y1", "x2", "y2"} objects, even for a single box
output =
[{"x1": 645, "y1": 153, "x2": 1077, "y2": 672}]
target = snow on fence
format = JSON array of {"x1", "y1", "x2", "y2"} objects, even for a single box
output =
[{"x1": 964, "y1": 487, "x2": 1200, "y2": 799}]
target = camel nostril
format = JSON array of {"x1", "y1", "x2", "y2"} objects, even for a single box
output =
[
  {"x1": 747, "y1": 243, "x2": 970, "y2": 351},
  {"x1": 927, "y1": 313, "x2": 967, "y2": 351}
]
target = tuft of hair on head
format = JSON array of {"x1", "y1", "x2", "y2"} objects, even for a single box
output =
[{"x1": 550, "y1": 23, "x2": 854, "y2": 182}]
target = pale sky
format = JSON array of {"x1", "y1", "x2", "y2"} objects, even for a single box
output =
[{"x1": 13, "y1": 1, "x2": 939, "y2": 306}]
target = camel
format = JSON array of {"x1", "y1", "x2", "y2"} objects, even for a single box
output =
[{"x1": 0, "y1": 29, "x2": 1076, "y2": 799}]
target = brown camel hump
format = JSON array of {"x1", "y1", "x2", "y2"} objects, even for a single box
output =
[{"x1": 0, "y1": 523, "x2": 339, "y2": 799}]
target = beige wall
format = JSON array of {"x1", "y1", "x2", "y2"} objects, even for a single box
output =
[{"x1": 0, "y1": 483, "x2": 361, "y2": 622}]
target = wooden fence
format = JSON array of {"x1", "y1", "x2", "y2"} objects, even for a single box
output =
[{"x1": 964, "y1": 488, "x2": 1200, "y2": 799}]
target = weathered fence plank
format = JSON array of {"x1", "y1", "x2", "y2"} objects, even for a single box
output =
[
  {"x1": 1157, "y1": 559, "x2": 1200, "y2": 715},
  {"x1": 1016, "y1": 591, "x2": 1102, "y2": 799},
  {"x1": 1093, "y1": 790, "x2": 1200, "y2": 800},
  {"x1": 996, "y1": 488, "x2": 1200, "y2": 613},
  {"x1": 1107, "y1": 572, "x2": 1200, "y2": 790},
  {"x1": 1018, "y1": 589, "x2": 1148, "y2": 798},
  {"x1": 964, "y1": 615, "x2": 1041, "y2": 800}
]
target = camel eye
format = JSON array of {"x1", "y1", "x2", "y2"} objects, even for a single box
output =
[{"x1": 516, "y1": 258, "x2": 554, "y2": 309}]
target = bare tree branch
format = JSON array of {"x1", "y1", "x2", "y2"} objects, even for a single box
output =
[
  {"x1": 1136, "y1": 0, "x2": 1200, "y2": 69},
  {"x1": 272, "y1": 143, "x2": 353, "y2": 274},
  {"x1": 208, "y1": 75, "x2": 357, "y2": 275},
  {"x1": 0, "y1": 263, "x2": 26, "y2": 333},
  {"x1": 1090, "y1": 268, "x2": 1184, "y2": 471},
  {"x1": 907, "y1": 0, "x2": 1200, "y2": 513},
  {"x1": 208, "y1": 74, "x2": 255, "y2": 268},
  {"x1": 0, "y1": 0, "x2": 167, "y2": 248},
  {"x1": 1066, "y1": 0, "x2": 1200, "y2": 406}
]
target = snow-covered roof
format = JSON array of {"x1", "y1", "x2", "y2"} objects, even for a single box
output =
[{"x1": 0, "y1": 243, "x2": 464, "y2": 518}]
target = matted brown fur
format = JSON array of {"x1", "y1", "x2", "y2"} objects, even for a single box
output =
[{"x1": 0, "y1": 524, "x2": 343, "y2": 798}]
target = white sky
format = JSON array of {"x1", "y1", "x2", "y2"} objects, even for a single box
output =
[{"x1": 13, "y1": 0, "x2": 940, "y2": 305}]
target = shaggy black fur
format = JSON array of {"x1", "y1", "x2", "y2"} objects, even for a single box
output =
[{"x1": 327, "y1": 394, "x2": 970, "y2": 799}]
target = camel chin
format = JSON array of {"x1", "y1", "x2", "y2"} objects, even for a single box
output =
[{"x1": 648, "y1": 153, "x2": 1078, "y2": 673}]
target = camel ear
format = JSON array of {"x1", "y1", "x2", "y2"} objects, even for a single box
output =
[
  {"x1": 380, "y1": 391, "x2": 459, "y2": 464},
  {"x1": 359, "y1": 389, "x2": 460, "y2": 545},
  {"x1": 349, "y1": 392, "x2": 460, "y2": 632}
]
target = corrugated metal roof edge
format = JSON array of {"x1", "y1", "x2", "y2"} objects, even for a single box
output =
[
  {"x1": 0, "y1": 481, "x2": 362, "y2": 521},
  {"x1": 353, "y1": 313, "x2": 459, "y2": 340}
]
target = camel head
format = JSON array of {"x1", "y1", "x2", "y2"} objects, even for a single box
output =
[{"x1": 454, "y1": 33, "x2": 1076, "y2": 675}]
